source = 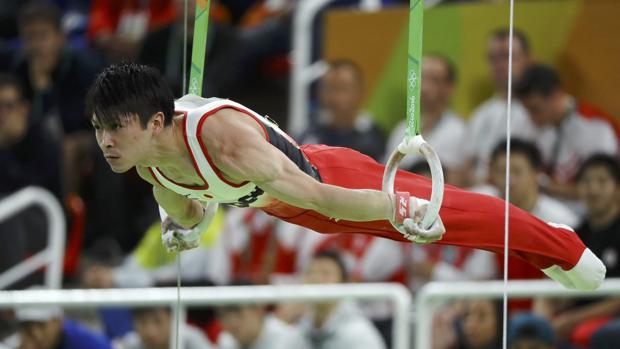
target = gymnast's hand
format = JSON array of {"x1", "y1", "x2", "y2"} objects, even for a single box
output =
[
  {"x1": 161, "y1": 218, "x2": 203, "y2": 252},
  {"x1": 393, "y1": 192, "x2": 445, "y2": 244},
  {"x1": 160, "y1": 202, "x2": 219, "y2": 253}
]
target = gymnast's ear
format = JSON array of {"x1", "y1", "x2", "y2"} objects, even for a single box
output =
[{"x1": 149, "y1": 112, "x2": 166, "y2": 133}]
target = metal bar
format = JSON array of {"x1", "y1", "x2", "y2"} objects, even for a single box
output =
[
  {"x1": 0, "y1": 187, "x2": 65, "y2": 289},
  {"x1": 415, "y1": 279, "x2": 620, "y2": 348},
  {"x1": 0, "y1": 283, "x2": 411, "y2": 349}
]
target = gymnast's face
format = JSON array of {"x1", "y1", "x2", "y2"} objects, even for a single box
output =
[{"x1": 92, "y1": 113, "x2": 154, "y2": 173}]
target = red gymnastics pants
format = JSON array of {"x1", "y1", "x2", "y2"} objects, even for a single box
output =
[{"x1": 261, "y1": 144, "x2": 588, "y2": 273}]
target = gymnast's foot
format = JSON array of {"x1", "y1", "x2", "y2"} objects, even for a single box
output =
[{"x1": 542, "y1": 248, "x2": 606, "y2": 291}]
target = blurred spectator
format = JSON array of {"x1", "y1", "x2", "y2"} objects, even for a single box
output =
[
  {"x1": 463, "y1": 28, "x2": 535, "y2": 185},
  {"x1": 9, "y1": 305, "x2": 113, "y2": 349},
  {"x1": 488, "y1": 139, "x2": 577, "y2": 227},
  {"x1": 533, "y1": 155, "x2": 620, "y2": 347},
  {"x1": 458, "y1": 299, "x2": 503, "y2": 349},
  {"x1": 386, "y1": 54, "x2": 467, "y2": 186},
  {"x1": 299, "y1": 60, "x2": 385, "y2": 161},
  {"x1": 221, "y1": 208, "x2": 325, "y2": 285},
  {"x1": 88, "y1": 0, "x2": 176, "y2": 62},
  {"x1": 433, "y1": 299, "x2": 503, "y2": 349},
  {"x1": 298, "y1": 250, "x2": 386, "y2": 349},
  {"x1": 515, "y1": 64, "x2": 618, "y2": 203},
  {"x1": 139, "y1": 0, "x2": 242, "y2": 97},
  {"x1": 114, "y1": 307, "x2": 215, "y2": 349},
  {"x1": 485, "y1": 139, "x2": 577, "y2": 305},
  {"x1": 81, "y1": 210, "x2": 229, "y2": 289},
  {"x1": 218, "y1": 283, "x2": 310, "y2": 349},
  {"x1": 0, "y1": 74, "x2": 61, "y2": 289},
  {"x1": 15, "y1": 0, "x2": 103, "y2": 134},
  {"x1": 592, "y1": 318, "x2": 620, "y2": 349},
  {"x1": 508, "y1": 313, "x2": 556, "y2": 349},
  {"x1": 575, "y1": 154, "x2": 620, "y2": 276},
  {"x1": 0, "y1": 74, "x2": 62, "y2": 198},
  {"x1": 13, "y1": 0, "x2": 104, "y2": 198},
  {"x1": 307, "y1": 233, "x2": 407, "y2": 347}
]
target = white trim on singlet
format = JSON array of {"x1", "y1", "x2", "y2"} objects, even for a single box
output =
[{"x1": 149, "y1": 95, "x2": 283, "y2": 205}]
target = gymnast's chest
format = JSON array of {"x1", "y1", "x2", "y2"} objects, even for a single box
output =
[{"x1": 148, "y1": 166, "x2": 268, "y2": 207}]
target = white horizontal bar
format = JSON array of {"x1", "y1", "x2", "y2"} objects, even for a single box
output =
[
  {"x1": 416, "y1": 278, "x2": 620, "y2": 349},
  {"x1": 0, "y1": 283, "x2": 411, "y2": 349}
]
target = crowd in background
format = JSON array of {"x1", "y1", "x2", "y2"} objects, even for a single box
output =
[{"x1": 0, "y1": 0, "x2": 619, "y2": 348}]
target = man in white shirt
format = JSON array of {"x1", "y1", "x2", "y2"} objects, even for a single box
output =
[
  {"x1": 463, "y1": 29, "x2": 536, "y2": 184},
  {"x1": 515, "y1": 64, "x2": 618, "y2": 204},
  {"x1": 488, "y1": 139, "x2": 578, "y2": 228},
  {"x1": 298, "y1": 251, "x2": 386, "y2": 349},
  {"x1": 486, "y1": 138, "x2": 578, "y2": 284},
  {"x1": 217, "y1": 291, "x2": 310, "y2": 349},
  {"x1": 386, "y1": 54, "x2": 466, "y2": 186}
]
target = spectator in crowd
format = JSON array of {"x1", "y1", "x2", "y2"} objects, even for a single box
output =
[
  {"x1": 534, "y1": 155, "x2": 620, "y2": 347},
  {"x1": 139, "y1": 0, "x2": 242, "y2": 98},
  {"x1": 485, "y1": 139, "x2": 577, "y2": 296},
  {"x1": 0, "y1": 74, "x2": 62, "y2": 198},
  {"x1": 88, "y1": 0, "x2": 176, "y2": 62},
  {"x1": 221, "y1": 208, "x2": 325, "y2": 285},
  {"x1": 9, "y1": 305, "x2": 113, "y2": 349},
  {"x1": 14, "y1": 0, "x2": 103, "y2": 134},
  {"x1": 114, "y1": 307, "x2": 215, "y2": 349},
  {"x1": 458, "y1": 299, "x2": 503, "y2": 349},
  {"x1": 298, "y1": 250, "x2": 386, "y2": 349},
  {"x1": 217, "y1": 282, "x2": 310, "y2": 349},
  {"x1": 13, "y1": 0, "x2": 103, "y2": 197},
  {"x1": 299, "y1": 60, "x2": 385, "y2": 161},
  {"x1": 592, "y1": 320, "x2": 620, "y2": 349},
  {"x1": 433, "y1": 299, "x2": 503, "y2": 349},
  {"x1": 463, "y1": 28, "x2": 535, "y2": 185},
  {"x1": 386, "y1": 54, "x2": 467, "y2": 186},
  {"x1": 515, "y1": 64, "x2": 617, "y2": 203},
  {"x1": 508, "y1": 313, "x2": 556, "y2": 349},
  {"x1": 81, "y1": 210, "x2": 229, "y2": 289},
  {"x1": 0, "y1": 74, "x2": 61, "y2": 289},
  {"x1": 488, "y1": 139, "x2": 578, "y2": 227},
  {"x1": 575, "y1": 154, "x2": 620, "y2": 277}
]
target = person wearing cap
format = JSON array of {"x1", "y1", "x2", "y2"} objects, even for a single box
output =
[
  {"x1": 12, "y1": 305, "x2": 113, "y2": 349},
  {"x1": 508, "y1": 313, "x2": 556, "y2": 349}
]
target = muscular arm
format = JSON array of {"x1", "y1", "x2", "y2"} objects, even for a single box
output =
[
  {"x1": 136, "y1": 167, "x2": 204, "y2": 228},
  {"x1": 202, "y1": 109, "x2": 394, "y2": 222}
]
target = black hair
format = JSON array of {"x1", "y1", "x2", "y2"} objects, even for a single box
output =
[
  {"x1": 0, "y1": 74, "x2": 25, "y2": 100},
  {"x1": 312, "y1": 249, "x2": 349, "y2": 282},
  {"x1": 18, "y1": 1, "x2": 63, "y2": 32},
  {"x1": 327, "y1": 59, "x2": 364, "y2": 84},
  {"x1": 85, "y1": 63, "x2": 175, "y2": 129},
  {"x1": 491, "y1": 138, "x2": 542, "y2": 170},
  {"x1": 515, "y1": 64, "x2": 561, "y2": 99},
  {"x1": 132, "y1": 307, "x2": 170, "y2": 319},
  {"x1": 425, "y1": 53, "x2": 457, "y2": 84},
  {"x1": 490, "y1": 28, "x2": 530, "y2": 54},
  {"x1": 456, "y1": 299, "x2": 504, "y2": 349},
  {"x1": 576, "y1": 153, "x2": 620, "y2": 184}
]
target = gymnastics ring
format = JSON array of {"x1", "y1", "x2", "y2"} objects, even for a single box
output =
[{"x1": 382, "y1": 135, "x2": 444, "y2": 231}]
